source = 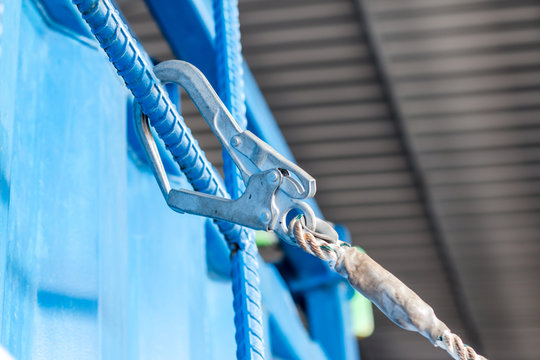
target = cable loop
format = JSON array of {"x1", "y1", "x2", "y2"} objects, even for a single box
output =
[
  {"x1": 288, "y1": 216, "x2": 350, "y2": 268},
  {"x1": 289, "y1": 216, "x2": 486, "y2": 360}
]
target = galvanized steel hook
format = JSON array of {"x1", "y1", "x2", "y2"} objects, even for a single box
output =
[{"x1": 136, "y1": 60, "x2": 319, "y2": 242}]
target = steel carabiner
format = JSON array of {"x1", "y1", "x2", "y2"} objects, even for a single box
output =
[{"x1": 136, "y1": 60, "x2": 320, "y2": 243}]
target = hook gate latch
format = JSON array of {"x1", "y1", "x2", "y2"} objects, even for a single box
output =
[{"x1": 136, "y1": 60, "x2": 319, "y2": 242}]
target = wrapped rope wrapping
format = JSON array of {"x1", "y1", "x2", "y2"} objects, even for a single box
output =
[
  {"x1": 291, "y1": 219, "x2": 487, "y2": 360},
  {"x1": 334, "y1": 247, "x2": 448, "y2": 344}
]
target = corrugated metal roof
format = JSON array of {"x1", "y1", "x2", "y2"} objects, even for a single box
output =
[
  {"x1": 239, "y1": 1, "x2": 467, "y2": 358},
  {"x1": 119, "y1": 0, "x2": 540, "y2": 358},
  {"x1": 360, "y1": 1, "x2": 540, "y2": 359}
]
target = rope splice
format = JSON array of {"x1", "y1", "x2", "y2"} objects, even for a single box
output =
[{"x1": 289, "y1": 218, "x2": 487, "y2": 360}]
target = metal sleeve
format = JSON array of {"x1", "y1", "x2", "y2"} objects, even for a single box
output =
[{"x1": 335, "y1": 247, "x2": 450, "y2": 344}]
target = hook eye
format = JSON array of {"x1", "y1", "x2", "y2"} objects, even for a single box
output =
[{"x1": 275, "y1": 200, "x2": 316, "y2": 244}]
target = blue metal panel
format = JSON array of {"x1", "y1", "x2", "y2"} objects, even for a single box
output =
[
  {"x1": 125, "y1": 161, "x2": 233, "y2": 360},
  {"x1": 1, "y1": 3, "x2": 127, "y2": 358},
  {"x1": 0, "y1": 0, "x2": 358, "y2": 359},
  {"x1": 258, "y1": 264, "x2": 327, "y2": 360},
  {"x1": 0, "y1": 0, "x2": 22, "y2": 335},
  {"x1": 38, "y1": 0, "x2": 93, "y2": 39},
  {"x1": 0, "y1": 2, "x2": 229, "y2": 359}
]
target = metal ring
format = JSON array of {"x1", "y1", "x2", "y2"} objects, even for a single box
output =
[{"x1": 277, "y1": 200, "x2": 316, "y2": 242}]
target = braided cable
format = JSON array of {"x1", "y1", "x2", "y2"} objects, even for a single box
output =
[
  {"x1": 72, "y1": 0, "x2": 242, "y2": 241},
  {"x1": 289, "y1": 218, "x2": 487, "y2": 360},
  {"x1": 213, "y1": 0, "x2": 265, "y2": 359},
  {"x1": 438, "y1": 331, "x2": 487, "y2": 360},
  {"x1": 290, "y1": 219, "x2": 350, "y2": 267}
]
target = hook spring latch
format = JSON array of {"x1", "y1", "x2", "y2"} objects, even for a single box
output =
[{"x1": 136, "y1": 60, "x2": 330, "y2": 243}]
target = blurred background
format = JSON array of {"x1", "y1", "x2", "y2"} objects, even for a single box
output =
[{"x1": 118, "y1": 0, "x2": 540, "y2": 358}]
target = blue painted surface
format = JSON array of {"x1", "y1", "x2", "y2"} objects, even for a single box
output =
[
  {"x1": 258, "y1": 264, "x2": 327, "y2": 360},
  {"x1": 0, "y1": 0, "x2": 358, "y2": 359},
  {"x1": 0, "y1": 2, "x2": 228, "y2": 358},
  {"x1": 2, "y1": 3, "x2": 125, "y2": 358}
]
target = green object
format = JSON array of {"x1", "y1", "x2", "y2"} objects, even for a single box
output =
[
  {"x1": 255, "y1": 231, "x2": 278, "y2": 247},
  {"x1": 350, "y1": 247, "x2": 375, "y2": 338}
]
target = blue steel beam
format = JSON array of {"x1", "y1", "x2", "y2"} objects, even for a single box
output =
[
  {"x1": 142, "y1": 0, "x2": 357, "y2": 358},
  {"x1": 258, "y1": 263, "x2": 327, "y2": 360}
]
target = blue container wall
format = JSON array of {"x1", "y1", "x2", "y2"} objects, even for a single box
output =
[
  {"x1": 0, "y1": 2, "x2": 239, "y2": 359},
  {"x1": 0, "y1": 1, "x2": 361, "y2": 359}
]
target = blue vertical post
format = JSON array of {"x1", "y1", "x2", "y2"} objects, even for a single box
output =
[{"x1": 213, "y1": 0, "x2": 265, "y2": 359}]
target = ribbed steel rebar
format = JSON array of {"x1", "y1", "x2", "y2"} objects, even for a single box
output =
[
  {"x1": 213, "y1": 0, "x2": 265, "y2": 358},
  {"x1": 73, "y1": 0, "x2": 242, "y2": 241},
  {"x1": 73, "y1": 1, "x2": 265, "y2": 358}
]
